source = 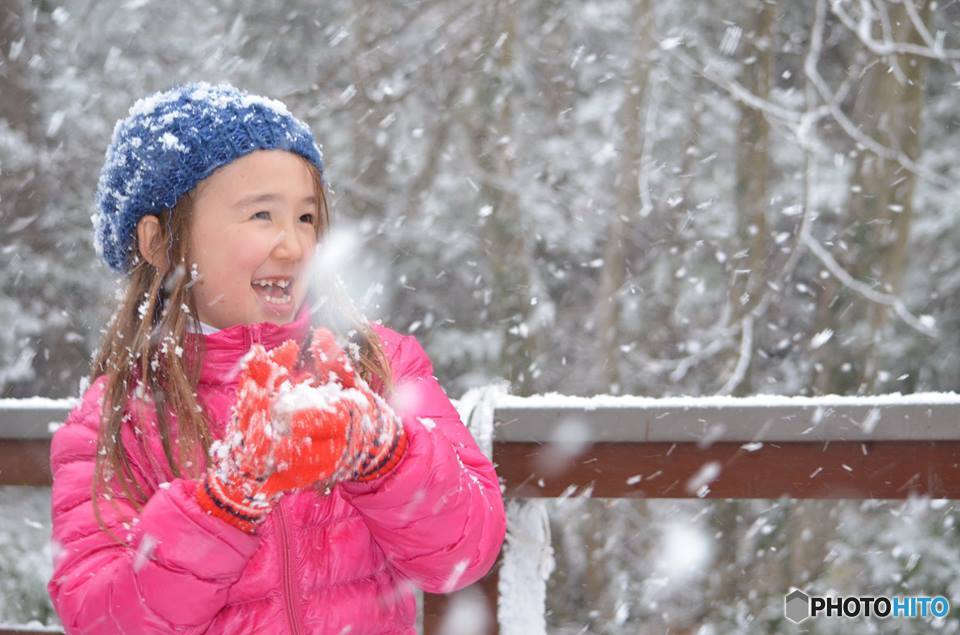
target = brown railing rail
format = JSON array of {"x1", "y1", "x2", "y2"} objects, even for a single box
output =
[{"x1": 2, "y1": 392, "x2": 960, "y2": 634}]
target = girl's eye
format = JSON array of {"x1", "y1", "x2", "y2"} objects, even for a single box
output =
[{"x1": 252, "y1": 211, "x2": 314, "y2": 222}]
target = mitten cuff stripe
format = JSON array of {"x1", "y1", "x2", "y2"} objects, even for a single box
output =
[
  {"x1": 196, "y1": 478, "x2": 261, "y2": 534},
  {"x1": 355, "y1": 427, "x2": 408, "y2": 482}
]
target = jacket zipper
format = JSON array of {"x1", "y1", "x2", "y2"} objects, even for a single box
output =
[
  {"x1": 254, "y1": 323, "x2": 303, "y2": 634},
  {"x1": 276, "y1": 503, "x2": 304, "y2": 635}
]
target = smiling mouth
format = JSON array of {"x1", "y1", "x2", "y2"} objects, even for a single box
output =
[{"x1": 251, "y1": 277, "x2": 293, "y2": 305}]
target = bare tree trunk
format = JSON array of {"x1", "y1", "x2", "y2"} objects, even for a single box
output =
[
  {"x1": 0, "y1": 2, "x2": 65, "y2": 397},
  {"x1": 859, "y1": 2, "x2": 930, "y2": 391},
  {"x1": 786, "y1": 500, "x2": 835, "y2": 590},
  {"x1": 582, "y1": 501, "x2": 618, "y2": 630},
  {"x1": 728, "y1": 0, "x2": 775, "y2": 396},
  {"x1": 709, "y1": 500, "x2": 743, "y2": 606},
  {"x1": 816, "y1": 0, "x2": 931, "y2": 394},
  {"x1": 594, "y1": 0, "x2": 653, "y2": 395},
  {"x1": 347, "y1": 5, "x2": 392, "y2": 220},
  {"x1": 470, "y1": 0, "x2": 540, "y2": 395}
]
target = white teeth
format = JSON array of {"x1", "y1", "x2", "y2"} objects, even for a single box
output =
[
  {"x1": 252, "y1": 278, "x2": 291, "y2": 288},
  {"x1": 263, "y1": 293, "x2": 291, "y2": 304}
]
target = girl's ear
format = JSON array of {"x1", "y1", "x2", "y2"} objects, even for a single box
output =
[{"x1": 136, "y1": 215, "x2": 167, "y2": 270}]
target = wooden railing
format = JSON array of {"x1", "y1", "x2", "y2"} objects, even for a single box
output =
[{"x1": 2, "y1": 392, "x2": 960, "y2": 634}]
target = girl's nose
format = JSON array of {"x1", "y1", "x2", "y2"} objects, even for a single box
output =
[{"x1": 272, "y1": 227, "x2": 304, "y2": 261}]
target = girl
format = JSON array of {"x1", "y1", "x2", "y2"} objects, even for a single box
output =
[{"x1": 47, "y1": 81, "x2": 506, "y2": 634}]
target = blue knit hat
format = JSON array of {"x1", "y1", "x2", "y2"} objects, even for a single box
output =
[{"x1": 93, "y1": 81, "x2": 324, "y2": 273}]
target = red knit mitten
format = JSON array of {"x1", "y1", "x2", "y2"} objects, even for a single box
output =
[
  {"x1": 308, "y1": 328, "x2": 408, "y2": 482},
  {"x1": 196, "y1": 341, "x2": 297, "y2": 532},
  {"x1": 196, "y1": 329, "x2": 407, "y2": 533}
]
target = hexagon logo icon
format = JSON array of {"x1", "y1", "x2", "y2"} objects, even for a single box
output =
[{"x1": 784, "y1": 589, "x2": 810, "y2": 624}]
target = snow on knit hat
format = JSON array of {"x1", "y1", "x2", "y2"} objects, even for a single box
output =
[{"x1": 92, "y1": 81, "x2": 324, "y2": 273}]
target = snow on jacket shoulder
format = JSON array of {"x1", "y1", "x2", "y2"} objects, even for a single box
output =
[{"x1": 48, "y1": 309, "x2": 506, "y2": 635}]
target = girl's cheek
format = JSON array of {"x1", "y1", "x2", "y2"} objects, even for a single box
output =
[
  {"x1": 246, "y1": 231, "x2": 285, "y2": 258},
  {"x1": 219, "y1": 230, "x2": 269, "y2": 266}
]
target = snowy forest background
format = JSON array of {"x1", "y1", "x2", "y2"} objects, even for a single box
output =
[{"x1": 1, "y1": 0, "x2": 959, "y2": 632}]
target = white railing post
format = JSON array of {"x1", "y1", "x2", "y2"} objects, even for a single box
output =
[{"x1": 458, "y1": 382, "x2": 555, "y2": 635}]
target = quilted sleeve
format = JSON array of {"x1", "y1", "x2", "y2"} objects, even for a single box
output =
[
  {"x1": 338, "y1": 334, "x2": 507, "y2": 593},
  {"x1": 47, "y1": 376, "x2": 260, "y2": 634}
]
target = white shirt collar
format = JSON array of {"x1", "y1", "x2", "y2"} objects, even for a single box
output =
[{"x1": 186, "y1": 319, "x2": 221, "y2": 335}]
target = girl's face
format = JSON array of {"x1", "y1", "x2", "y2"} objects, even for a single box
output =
[{"x1": 188, "y1": 149, "x2": 320, "y2": 330}]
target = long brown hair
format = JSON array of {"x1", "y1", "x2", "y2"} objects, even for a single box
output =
[{"x1": 90, "y1": 157, "x2": 394, "y2": 544}]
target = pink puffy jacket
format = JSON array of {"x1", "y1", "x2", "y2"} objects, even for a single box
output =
[{"x1": 48, "y1": 308, "x2": 506, "y2": 634}]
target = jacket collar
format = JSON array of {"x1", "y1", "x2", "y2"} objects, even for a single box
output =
[{"x1": 186, "y1": 303, "x2": 313, "y2": 386}]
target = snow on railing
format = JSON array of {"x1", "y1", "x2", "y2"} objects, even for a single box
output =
[{"x1": 2, "y1": 390, "x2": 960, "y2": 635}]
